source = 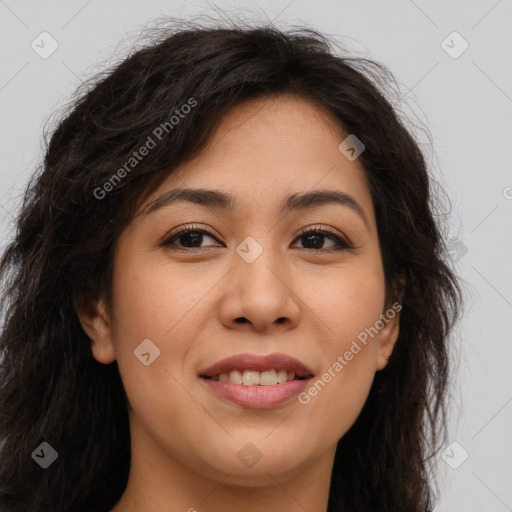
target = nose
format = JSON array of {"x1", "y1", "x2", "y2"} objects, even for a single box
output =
[{"x1": 218, "y1": 245, "x2": 301, "y2": 333}]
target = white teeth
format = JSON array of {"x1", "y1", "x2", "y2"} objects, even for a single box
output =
[
  {"x1": 259, "y1": 369, "x2": 277, "y2": 385},
  {"x1": 276, "y1": 369, "x2": 288, "y2": 383},
  {"x1": 228, "y1": 370, "x2": 242, "y2": 384},
  {"x1": 242, "y1": 370, "x2": 260, "y2": 386},
  {"x1": 214, "y1": 369, "x2": 301, "y2": 385}
]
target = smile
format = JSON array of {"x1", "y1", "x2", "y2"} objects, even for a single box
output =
[{"x1": 198, "y1": 353, "x2": 314, "y2": 408}]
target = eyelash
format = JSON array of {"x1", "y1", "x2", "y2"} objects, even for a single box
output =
[{"x1": 160, "y1": 223, "x2": 355, "y2": 252}]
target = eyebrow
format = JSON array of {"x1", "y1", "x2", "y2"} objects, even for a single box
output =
[{"x1": 142, "y1": 187, "x2": 369, "y2": 228}]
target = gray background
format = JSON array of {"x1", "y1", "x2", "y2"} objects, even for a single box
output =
[{"x1": 1, "y1": 1, "x2": 511, "y2": 510}]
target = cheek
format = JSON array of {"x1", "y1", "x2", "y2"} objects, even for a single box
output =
[
  {"x1": 109, "y1": 256, "x2": 213, "y2": 452},
  {"x1": 298, "y1": 259, "x2": 385, "y2": 436},
  {"x1": 109, "y1": 252, "x2": 227, "y2": 405},
  {"x1": 311, "y1": 255, "x2": 386, "y2": 354},
  {"x1": 111, "y1": 251, "x2": 214, "y2": 342}
]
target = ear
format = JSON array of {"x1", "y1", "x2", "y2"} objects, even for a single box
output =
[
  {"x1": 376, "y1": 275, "x2": 406, "y2": 371},
  {"x1": 375, "y1": 301, "x2": 401, "y2": 371},
  {"x1": 77, "y1": 294, "x2": 116, "y2": 364}
]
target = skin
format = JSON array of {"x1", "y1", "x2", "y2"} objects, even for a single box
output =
[{"x1": 79, "y1": 93, "x2": 400, "y2": 512}]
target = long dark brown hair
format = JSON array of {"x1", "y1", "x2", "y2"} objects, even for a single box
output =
[{"x1": 0, "y1": 18, "x2": 463, "y2": 512}]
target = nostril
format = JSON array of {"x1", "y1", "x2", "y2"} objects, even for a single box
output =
[{"x1": 235, "y1": 317, "x2": 248, "y2": 323}]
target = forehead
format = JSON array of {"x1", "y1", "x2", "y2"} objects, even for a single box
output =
[
  {"x1": 135, "y1": 94, "x2": 377, "y2": 240},
  {"x1": 141, "y1": 94, "x2": 375, "y2": 225}
]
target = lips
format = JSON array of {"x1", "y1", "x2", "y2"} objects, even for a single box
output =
[
  {"x1": 198, "y1": 353, "x2": 314, "y2": 379},
  {"x1": 198, "y1": 353, "x2": 315, "y2": 409}
]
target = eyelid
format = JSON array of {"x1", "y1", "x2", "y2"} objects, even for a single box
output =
[
  {"x1": 161, "y1": 223, "x2": 222, "y2": 244},
  {"x1": 294, "y1": 224, "x2": 354, "y2": 248}
]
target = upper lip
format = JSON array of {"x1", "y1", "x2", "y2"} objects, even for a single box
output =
[{"x1": 198, "y1": 353, "x2": 314, "y2": 378}]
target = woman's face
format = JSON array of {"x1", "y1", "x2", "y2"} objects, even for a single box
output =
[{"x1": 81, "y1": 94, "x2": 399, "y2": 487}]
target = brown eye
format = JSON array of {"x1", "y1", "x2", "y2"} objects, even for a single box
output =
[
  {"x1": 161, "y1": 225, "x2": 222, "y2": 250},
  {"x1": 292, "y1": 227, "x2": 353, "y2": 251},
  {"x1": 161, "y1": 224, "x2": 353, "y2": 252}
]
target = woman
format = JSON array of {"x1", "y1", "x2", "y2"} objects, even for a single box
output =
[{"x1": 0, "y1": 20, "x2": 463, "y2": 512}]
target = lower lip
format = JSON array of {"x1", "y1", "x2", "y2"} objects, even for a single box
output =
[{"x1": 200, "y1": 377, "x2": 311, "y2": 409}]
